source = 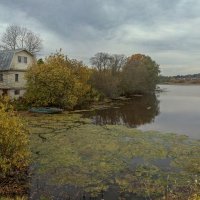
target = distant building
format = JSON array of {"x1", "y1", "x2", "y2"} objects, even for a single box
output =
[{"x1": 0, "y1": 49, "x2": 35, "y2": 99}]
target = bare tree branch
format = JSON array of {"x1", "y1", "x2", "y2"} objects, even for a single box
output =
[
  {"x1": 90, "y1": 52, "x2": 127, "y2": 73},
  {"x1": 0, "y1": 25, "x2": 42, "y2": 54},
  {"x1": 1, "y1": 25, "x2": 20, "y2": 50},
  {"x1": 24, "y1": 31, "x2": 42, "y2": 54}
]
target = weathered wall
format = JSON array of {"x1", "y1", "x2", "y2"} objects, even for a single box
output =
[
  {"x1": 0, "y1": 71, "x2": 26, "y2": 89},
  {"x1": 8, "y1": 89, "x2": 26, "y2": 99},
  {"x1": 0, "y1": 50, "x2": 34, "y2": 99},
  {"x1": 0, "y1": 89, "x2": 26, "y2": 99},
  {"x1": 10, "y1": 51, "x2": 34, "y2": 70}
]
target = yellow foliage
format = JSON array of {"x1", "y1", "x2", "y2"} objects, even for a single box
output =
[
  {"x1": 25, "y1": 53, "x2": 92, "y2": 109},
  {"x1": 189, "y1": 194, "x2": 200, "y2": 200},
  {"x1": 127, "y1": 54, "x2": 146, "y2": 63},
  {"x1": 0, "y1": 97, "x2": 29, "y2": 176}
]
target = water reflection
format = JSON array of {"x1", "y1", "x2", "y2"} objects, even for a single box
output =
[
  {"x1": 81, "y1": 85, "x2": 200, "y2": 139},
  {"x1": 139, "y1": 85, "x2": 200, "y2": 139},
  {"x1": 82, "y1": 94, "x2": 160, "y2": 127}
]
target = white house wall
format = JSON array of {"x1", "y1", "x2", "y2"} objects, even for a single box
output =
[
  {"x1": 8, "y1": 89, "x2": 26, "y2": 99},
  {"x1": 0, "y1": 71, "x2": 26, "y2": 89},
  {"x1": 10, "y1": 51, "x2": 34, "y2": 70},
  {"x1": 0, "y1": 50, "x2": 34, "y2": 99}
]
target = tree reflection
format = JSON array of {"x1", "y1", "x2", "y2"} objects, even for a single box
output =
[{"x1": 83, "y1": 94, "x2": 160, "y2": 127}]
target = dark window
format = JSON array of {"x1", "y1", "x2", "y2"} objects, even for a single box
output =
[
  {"x1": 24, "y1": 57, "x2": 27, "y2": 63},
  {"x1": 14, "y1": 90, "x2": 20, "y2": 95},
  {"x1": 18, "y1": 56, "x2": 22, "y2": 63},
  {"x1": 0, "y1": 74, "x2": 3, "y2": 82},
  {"x1": 15, "y1": 74, "x2": 19, "y2": 82},
  {"x1": 2, "y1": 89, "x2": 8, "y2": 95},
  {"x1": 18, "y1": 56, "x2": 28, "y2": 63}
]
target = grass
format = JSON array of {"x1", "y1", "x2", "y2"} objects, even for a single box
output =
[{"x1": 20, "y1": 112, "x2": 200, "y2": 199}]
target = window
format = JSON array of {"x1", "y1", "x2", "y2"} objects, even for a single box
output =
[
  {"x1": 24, "y1": 57, "x2": 27, "y2": 63},
  {"x1": 18, "y1": 56, "x2": 22, "y2": 63},
  {"x1": 14, "y1": 90, "x2": 20, "y2": 95},
  {"x1": 0, "y1": 74, "x2": 3, "y2": 82},
  {"x1": 15, "y1": 74, "x2": 19, "y2": 82},
  {"x1": 18, "y1": 56, "x2": 28, "y2": 63}
]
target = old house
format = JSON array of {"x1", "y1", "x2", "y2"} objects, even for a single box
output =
[{"x1": 0, "y1": 49, "x2": 34, "y2": 98}]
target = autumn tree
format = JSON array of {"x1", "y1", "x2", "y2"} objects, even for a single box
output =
[
  {"x1": 90, "y1": 53, "x2": 127, "y2": 98},
  {"x1": 0, "y1": 25, "x2": 42, "y2": 54},
  {"x1": 25, "y1": 53, "x2": 92, "y2": 109},
  {"x1": 121, "y1": 54, "x2": 160, "y2": 95},
  {"x1": 0, "y1": 96, "x2": 29, "y2": 177},
  {"x1": 89, "y1": 69, "x2": 121, "y2": 98}
]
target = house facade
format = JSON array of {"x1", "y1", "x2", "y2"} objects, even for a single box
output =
[{"x1": 0, "y1": 49, "x2": 34, "y2": 99}]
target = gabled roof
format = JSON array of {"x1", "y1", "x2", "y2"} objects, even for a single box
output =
[{"x1": 0, "y1": 48, "x2": 33, "y2": 71}]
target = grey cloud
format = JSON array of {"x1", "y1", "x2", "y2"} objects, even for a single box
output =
[
  {"x1": 0, "y1": 0, "x2": 200, "y2": 75},
  {"x1": 0, "y1": 0, "x2": 193, "y2": 39}
]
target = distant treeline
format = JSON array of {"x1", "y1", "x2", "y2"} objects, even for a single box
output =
[{"x1": 159, "y1": 73, "x2": 200, "y2": 84}]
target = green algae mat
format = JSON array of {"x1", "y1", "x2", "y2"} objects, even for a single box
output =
[{"x1": 25, "y1": 113, "x2": 200, "y2": 199}]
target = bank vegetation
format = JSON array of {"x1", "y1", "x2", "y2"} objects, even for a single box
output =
[{"x1": 23, "y1": 52, "x2": 160, "y2": 109}]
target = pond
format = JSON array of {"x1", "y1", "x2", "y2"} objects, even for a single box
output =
[{"x1": 82, "y1": 84, "x2": 200, "y2": 139}]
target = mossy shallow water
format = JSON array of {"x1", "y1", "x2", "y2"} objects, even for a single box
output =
[{"x1": 23, "y1": 112, "x2": 200, "y2": 199}]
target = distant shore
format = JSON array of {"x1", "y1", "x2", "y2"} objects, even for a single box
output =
[{"x1": 159, "y1": 81, "x2": 200, "y2": 85}]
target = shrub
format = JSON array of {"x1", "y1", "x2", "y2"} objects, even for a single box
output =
[
  {"x1": 25, "y1": 53, "x2": 92, "y2": 109},
  {"x1": 0, "y1": 97, "x2": 29, "y2": 177}
]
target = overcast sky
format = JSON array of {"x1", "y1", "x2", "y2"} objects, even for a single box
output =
[{"x1": 0, "y1": 0, "x2": 200, "y2": 75}]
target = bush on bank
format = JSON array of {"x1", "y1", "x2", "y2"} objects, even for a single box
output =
[{"x1": 0, "y1": 97, "x2": 29, "y2": 177}]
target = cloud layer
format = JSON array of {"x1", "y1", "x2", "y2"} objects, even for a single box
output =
[{"x1": 0, "y1": 0, "x2": 200, "y2": 75}]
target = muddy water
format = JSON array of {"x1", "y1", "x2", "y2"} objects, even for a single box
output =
[
  {"x1": 82, "y1": 85, "x2": 200, "y2": 139},
  {"x1": 139, "y1": 85, "x2": 200, "y2": 139}
]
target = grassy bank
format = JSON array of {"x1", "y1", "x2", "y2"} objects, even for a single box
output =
[
  {"x1": 19, "y1": 112, "x2": 200, "y2": 199},
  {"x1": 1, "y1": 111, "x2": 200, "y2": 199}
]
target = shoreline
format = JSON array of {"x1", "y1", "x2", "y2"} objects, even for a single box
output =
[{"x1": 159, "y1": 82, "x2": 200, "y2": 85}]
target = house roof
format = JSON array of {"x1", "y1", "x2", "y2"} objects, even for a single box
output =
[{"x1": 0, "y1": 48, "x2": 33, "y2": 71}]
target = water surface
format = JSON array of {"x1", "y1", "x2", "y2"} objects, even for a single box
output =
[
  {"x1": 139, "y1": 85, "x2": 200, "y2": 139},
  {"x1": 82, "y1": 85, "x2": 200, "y2": 139}
]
